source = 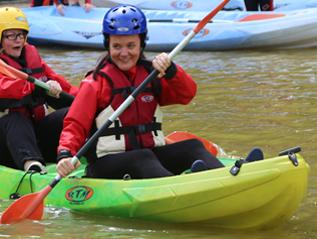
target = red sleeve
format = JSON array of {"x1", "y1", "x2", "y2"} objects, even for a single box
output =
[
  {"x1": 41, "y1": 60, "x2": 78, "y2": 96},
  {"x1": 85, "y1": 0, "x2": 92, "y2": 3},
  {"x1": 58, "y1": 74, "x2": 111, "y2": 155},
  {"x1": 0, "y1": 73, "x2": 34, "y2": 99},
  {"x1": 270, "y1": 0, "x2": 274, "y2": 10},
  {"x1": 158, "y1": 64, "x2": 196, "y2": 106}
]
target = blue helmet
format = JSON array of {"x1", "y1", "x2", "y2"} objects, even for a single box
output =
[{"x1": 102, "y1": 5, "x2": 147, "y2": 36}]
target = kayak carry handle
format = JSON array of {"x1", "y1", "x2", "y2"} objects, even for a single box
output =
[
  {"x1": 278, "y1": 146, "x2": 301, "y2": 167},
  {"x1": 278, "y1": 146, "x2": 301, "y2": 156}
]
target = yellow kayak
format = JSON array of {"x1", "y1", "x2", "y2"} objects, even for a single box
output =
[{"x1": 0, "y1": 144, "x2": 309, "y2": 229}]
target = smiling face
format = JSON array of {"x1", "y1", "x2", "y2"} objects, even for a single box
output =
[
  {"x1": 1, "y1": 29, "x2": 26, "y2": 58},
  {"x1": 109, "y1": 34, "x2": 141, "y2": 72}
]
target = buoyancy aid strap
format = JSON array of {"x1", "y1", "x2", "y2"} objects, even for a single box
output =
[
  {"x1": 0, "y1": 94, "x2": 46, "y2": 119},
  {"x1": 101, "y1": 120, "x2": 162, "y2": 149},
  {"x1": 128, "y1": 130, "x2": 140, "y2": 149},
  {"x1": 20, "y1": 67, "x2": 44, "y2": 75},
  {"x1": 114, "y1": 120, "x2": 120, "y2": 140},
  {"x1": 100, "y1": 121, "x2": 162, "y2": 137},
  {"x1": 112, "y1": 87, "x2": 153, "y2": 99},
  {"x1": 0, "y1": 95, "x2": 35, "y2": 110}
]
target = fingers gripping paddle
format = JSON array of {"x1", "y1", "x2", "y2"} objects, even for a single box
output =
[
  {"x1": 0, "y1": 59, "x2": 74, "y2": 105},
  {"x1": 0, "y1": 0, "x2": 230, "y2": 224}
]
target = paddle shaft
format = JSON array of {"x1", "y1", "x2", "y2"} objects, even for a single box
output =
[
  {"x1": 49, "y1": 0, "x2": 231, "y2": 187},
  {"x1": 149, "y1": 19, "x2": 211, "y2": 23},
  {"x1": 0, "y1": 59, "x2": 74, "y2": 104},
  {"x1": 149, "y1": 19, "x2": 234, "y2": 24}
]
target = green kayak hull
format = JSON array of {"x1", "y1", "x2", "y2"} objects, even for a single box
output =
[{"x1": 0, "y1": 154, "x2": 309, "y2": 229}]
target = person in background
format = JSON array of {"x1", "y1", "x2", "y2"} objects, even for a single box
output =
[
  {"x1": 244, "y1": 0, "x2": 273, "y2": 11},
  {"x1": 0, "y1": 7, "x2": 78, "y2": 173},
  {"x1": 30, "y1": 0, "x2": 54, "y2": 6},
  {"x1": 56, "y1": 4, "x2": 226, "y2": 179},
  {"x1": 56, "y1": 0, "x2": 93, "y2": 15},
  {"x1": 30, "y1": 0, "x2": 94, "y2": 15}
]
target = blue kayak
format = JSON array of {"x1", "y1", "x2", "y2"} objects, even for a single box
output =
[
  {"x1": 23, "y1": 6, "x2": 317, "y2": 51},
  {"x1": 103, "y1": 0, "x2": 246, "y2": 11},
  {"x1": 104, "y1": 0, "x2": 317, "y2": 11}
]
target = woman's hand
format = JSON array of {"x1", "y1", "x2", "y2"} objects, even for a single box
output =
[
  {"x1": 152, "y1": 53, "x2": 171, "y2": 78},
  {"x1": 46, "y1": 80, "x2": 62, "y2": 98},
  {"x1": 56, "y1": 157, "x2": 81, "y2": 178},
  {"x1": 56, "y1": 4, "x2": 65, "y2": 16},
  {"x1": 84, "y1": 3, "x2": 93, "y2": 12}
]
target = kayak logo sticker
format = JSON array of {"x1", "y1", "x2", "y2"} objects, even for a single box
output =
[
  {"x1": 73, "y1": 31, "x2": 102, "y2": 39},
  {"x1": 171, "y1": 0, "x2": 193, "y2": 9},
  {"x1": 182, "y1": 28, "x2": 210, "y2": 38},
  {"x1": 141, "y1": 95, "x2": 154, "y2": 103},
  {"x1": 65, "y1": 186, "x2": 94, "y2": 204}
]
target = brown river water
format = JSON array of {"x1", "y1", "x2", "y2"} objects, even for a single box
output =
[{"x1": 0, "y1": 1, "x2": 317, "y2": 238}]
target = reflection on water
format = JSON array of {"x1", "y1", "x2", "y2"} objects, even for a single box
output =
[
  {"x1": 0, "y1": 201, "x2": 313, "y2": 239},
  {"x1": 0, "y1": 46, "x2": 316, "y2": 238}
]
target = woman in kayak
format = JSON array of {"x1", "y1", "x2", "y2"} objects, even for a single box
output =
[
  {"x1": 244, "y1": 0, "x2": 274, "y2": 11},
  {"x1": 0, "y1": 7, "x2": 78, "y2": 173},
  {"x1": 30, "y1": 0, "x2": 94, "y2": 15},
  {"x1": 56, "y1": 4, "x2": 226, "y2": 179}
]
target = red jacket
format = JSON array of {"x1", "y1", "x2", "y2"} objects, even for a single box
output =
[
  {"x1": 0, "y1": 44, "x2": 78, "y2": 120},
  {"x1": 58, "y1": 60, "x2": 196, "y2": 156}
]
